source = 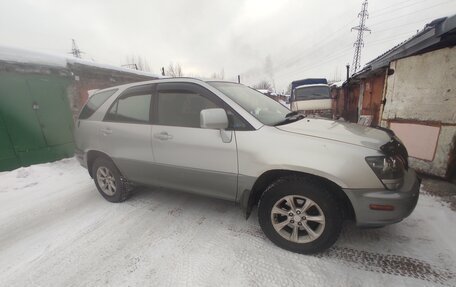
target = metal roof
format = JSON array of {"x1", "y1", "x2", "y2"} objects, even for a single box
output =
[{"x1": 354, "y1": 14, "x2": 456, "y2": 77}]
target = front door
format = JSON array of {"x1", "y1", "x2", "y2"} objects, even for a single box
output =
[{"x1": 151, "y1": 82, "x2": 238, "y2": 201}]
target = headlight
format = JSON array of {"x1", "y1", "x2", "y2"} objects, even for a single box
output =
[{"x1": 366, "y1": 156, "x2": 404, "y2": 190}]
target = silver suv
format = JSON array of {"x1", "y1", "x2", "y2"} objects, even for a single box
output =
[{"x1": 74, "y1": 78, "x2": 420, "y2": 254}]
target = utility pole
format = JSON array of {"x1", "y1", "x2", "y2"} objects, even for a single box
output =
[
  {"x1": 346, "y1": 64, "x2": 350, "y2": 81},
  {"x1": 351, "y1": 0, "x2": 370, "y2": 74},
  {"x1": 69, "y1": 39, "x2": 83, "y2": 58}
]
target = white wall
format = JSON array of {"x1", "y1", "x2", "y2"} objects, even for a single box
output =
[{"x1": 382, "y1": 47, "x2": 456, "y2": 177}]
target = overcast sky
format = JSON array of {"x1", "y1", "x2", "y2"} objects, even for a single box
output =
[{"x1": 1, "y1": 0, "x2": 455, "y2": 91}]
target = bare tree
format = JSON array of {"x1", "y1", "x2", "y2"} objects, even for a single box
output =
[
  {"x1": 166, "y1": 62, "x2": 183, "y2": 77},
  {"x1": 220, "y1": 68, "x2": 224, "y2": 80},
  {"x1": 328, "y1": 66, "x2": 342, "y2": 83},
  {"x1": 144, "y1": 60, "x2": 151, "y2": 72},
  {"x1": 210, "y1": 68, "x2": 225, "y2": 80},
  {"x1": 285, "y1": 83, "x2": 292, "y2": 95},
  {"x1": 253, "y1": 80, "x2": 273, "y2": 91}
]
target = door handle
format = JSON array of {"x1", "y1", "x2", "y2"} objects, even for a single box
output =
[
  {"x1": 101, "y1": 128, "x2": 112, "y2": 135},
  {"x1": 154, "y1": 131, "x2": 173, "y2": 140}
]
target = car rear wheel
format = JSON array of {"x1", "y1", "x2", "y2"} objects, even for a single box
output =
[
  {"x1": 258, "y1": 176, "x2": 342, "y2": 254},
  {"x1": 92, "y1": 158, "x2": 131, "y2": 202}
]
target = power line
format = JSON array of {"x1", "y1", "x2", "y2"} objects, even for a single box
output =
[
  {"x1": 274, "y1": 1, "x2": 432, "y2": 70},
  {"x1": 372, "y1": 15, "x2": 440, "y2": 33},
  {"x1": 273, "y1": 25, "x2": 428, "y2": 85},
  {"x1": 275, "y1": 45, "x2": 354, "y2": 80},
  {"x1": 274, "y1": 0, "x2": 452, "y2": 73},
  {"x1": 271, "y1": 18, "x2": 357, "y2": 71},
  {"x1": 367, "y1": 32, "x2": 415, "y2": 45},
  {"x1": 276, "y1": 33, "x2": 411, "y2": 81},
  {"x1": 370, "y1": 0, "x2": 429, "y2": 17},
  {"x1": 275, "y1": 5, "x2": 419, "y2": 81},
  {"x1": 351, "y1": 0, "x2": 370, "y2": 73},
  {"x1": 369, "y1": 0, "x2": 454, "y2": 27},
  {"x1": 275, "y1": 51, "x2": 353, "y2": 82},
  {"x1": 241, "y1": 0, "x2": 454, "y2": 89}
]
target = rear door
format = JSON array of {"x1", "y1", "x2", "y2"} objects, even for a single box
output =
[
  {"x1": 99, "y1": 84, "x2": 155, "y2": 185},
  {"x1": 150, "y1": 82, "x2": 238, "y2": 200}
]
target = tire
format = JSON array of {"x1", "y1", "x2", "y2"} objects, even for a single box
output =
[
  {"x1": 92, "y1": 157, "x2": 131, "y2": 203},
  {"x1": 258, "y1": 176, "x2": 343, "y2": 254}
]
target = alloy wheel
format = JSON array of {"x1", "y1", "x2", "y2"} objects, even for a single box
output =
[
  {"x1": 96, "y1": 166, "x2": 116, "y2": 196},
  {"x1": 270, "y1": 195, "x2": 325, "y2": 243}
]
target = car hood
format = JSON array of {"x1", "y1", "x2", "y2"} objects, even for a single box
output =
[{"x1": 276, "y1": 118, "x2": 391, "y2": 150}]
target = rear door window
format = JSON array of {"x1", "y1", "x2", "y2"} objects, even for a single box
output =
[
  {"x1": 78, "y1": 89, "x2": 117, "y2": 120},
  {"x1": 105, "y1": 85, "x2": 153, "y2": 124},
  {"x1": 106, "y1": 94, "x2": 152, "y2": 124}
]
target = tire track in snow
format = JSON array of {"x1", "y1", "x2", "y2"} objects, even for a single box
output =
[
  {"x1": 317, "y1": 247, "x2": 455, "y2": 286},
  {"x1": 230, "y1": 223, "x2": 455, "y2": 285},
  {"x1": 237, "y1": 235, "x2": 327, "y2": 287}
]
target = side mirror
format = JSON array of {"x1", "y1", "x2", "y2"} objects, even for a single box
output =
[{"x1": 200, "y1": 108, "x2": 229, "y2": 130}]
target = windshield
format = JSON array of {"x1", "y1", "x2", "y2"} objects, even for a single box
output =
[
  {"x1": 295, "y1": 86, "x2": 330, "y2": 101},
  {"x1": 209, "y1": 82, "x2": 290, "y2": 126}
]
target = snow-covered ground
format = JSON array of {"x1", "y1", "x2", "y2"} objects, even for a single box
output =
[{"x1": 0, "y1": 158, "x2": 455, "y2": 287}]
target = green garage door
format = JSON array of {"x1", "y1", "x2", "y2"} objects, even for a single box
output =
[
  {"x1": 27, "y1": 78, "x2": 74, "y2": 146},
  {"x1": 0, "y1": 73, "x2": 74, "y2": 171},
  {"x1": 0, "y1": 113, "x2": 20, "y2": 171}
]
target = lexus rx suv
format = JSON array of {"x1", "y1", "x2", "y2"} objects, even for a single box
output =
[{"x1": 74, "y1": 78, "x2": 420, "y2": 254}]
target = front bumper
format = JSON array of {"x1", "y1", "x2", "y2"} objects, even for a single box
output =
[{"x1": 343, "y1": 169, "x2": 420, "y2": 227}]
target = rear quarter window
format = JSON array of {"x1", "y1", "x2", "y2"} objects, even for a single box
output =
[{"x1": 78, "y1": 89, "x2": 118, "y2": 120}]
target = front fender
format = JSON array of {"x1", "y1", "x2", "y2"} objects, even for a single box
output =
[{"x1": 235, "y1": 127, "x2": 384, "y2": 191}]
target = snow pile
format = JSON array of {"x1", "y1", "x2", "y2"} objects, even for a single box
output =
[
  {"x1": 0, "y1": 45, "x2": 161, "y2": 78},
  {"x1": 256, "y1": 89, "x2": 271, "y2": 94},
  {"x1": 0, "y1": 45, "x2": 67, "y2": 67},
  {"x1": 0, "y1": 158, "x2": 455, "y2": 286},
  {"x1": 330, "y1": 80, "x2": 344, "y2": 88}
]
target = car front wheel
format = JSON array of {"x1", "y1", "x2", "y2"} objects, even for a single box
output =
[{"x1": 258, "y1": 176, "x2": 343, "y2": 254}]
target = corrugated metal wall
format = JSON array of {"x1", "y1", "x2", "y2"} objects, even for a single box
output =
[{"x1": 360, "y1": 73, "x2": 385, "y2": 126}]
